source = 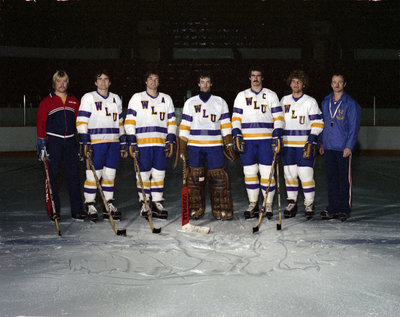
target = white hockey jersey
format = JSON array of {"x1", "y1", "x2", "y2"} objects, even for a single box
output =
[
  {"x1": 76, "y1": 91, "x2": 124, "y2": 144},
  {"x1": 280, "y1": 94, "x2": 324, "y2": 147},
  {"x1": 125, "y1": 91, "x2": 176, "y2": 147},
  {"x1": 232, "y1": 88, "x2": 284, "y2": 140},
  {"x1": 179, "y1": 94, "x2": 232, "y2": 147}
]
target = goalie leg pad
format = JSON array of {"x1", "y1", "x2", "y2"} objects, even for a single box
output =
[
  {"x1": 187, "y1": 166, "x2": 206, "y2": 219},
  {"x1": 208, "y1": 168, "x2": 233, "y2": 220}
]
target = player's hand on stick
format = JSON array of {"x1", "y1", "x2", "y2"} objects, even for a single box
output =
[
  {"x1": 164, "y1": 134, "x2": 176, "y2": 158},
  {"x1": 79, "y1": 134, "x2": 92, "y2": 160},
  {"x1": 119, "y1": 135, "x2": 129, "y2": 159},
  {"x1": 37, "y1": 138, "x2": 49, "y2": 161},
  {"x1": 127, "y1": 135, "x2": 139, "y2": 158},
  {"x1": 302, "y1": 134, "x2": 318, "y2": 160},
  {"x1": 271, "y1": 128, "x2": 283, "y2": 154},
  {"x1": 232, "y1": 128, "x2": 245, "y2": 153}
]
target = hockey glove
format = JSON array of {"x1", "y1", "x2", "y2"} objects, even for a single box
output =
[
  {"x1": 232, "y1": 128, "x2": 245, "y2": 153},
  {"x1": 127, "y1": 135, "x2": 139, "y2": 158},
  {"x1": 119, "y1": 135, "x2": 128, "y2": 159},
  {"x1": 164, "y1": 133, "x2": 176, "y2": 158},
  {"x1": 79, "y1": 133, "x2": 92, "y2": 159},
  {"x1": 303, "y1": 134, "x2": 318, "y2": 160},
  {"x1": 271, "y1": 128, "x2": 283, "y2": 154},
  {"x1": 222, "y1": 134, "x2": 237, "y2": 161},
  {"x1": 37, "y1": 138, "x2": 48, "y2": 161}
]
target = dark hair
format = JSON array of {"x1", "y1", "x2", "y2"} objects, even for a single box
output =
[
  {"x1": 286, "y1": 70, "x2": 309, "y2": 88},
  {"x1": 331, "y1": 72, "x2": 346, "y2": 83},
  {"x1": 94, "y1": 70, "x2": 111, "y2": 82},
  {"x1": 144, "y1": 70, "x2": 160, "y2": 82},
  {"x1": 197, "y1": 72, "x2": 213, "y2": 84},
  {"x1": 248, "y1": 67, "x2": 264, "y2": 78}
]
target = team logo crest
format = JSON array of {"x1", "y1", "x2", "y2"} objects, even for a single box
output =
[{"x1": 336, "y1": 109, "x2": 344, "y2": 120}]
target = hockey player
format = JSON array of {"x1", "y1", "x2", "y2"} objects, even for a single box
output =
[
  {"x1": 76, "y1": 70, "x2": 126, "y2": 222},
  {"x1": 36, "y1": 70, "x2": 85, "y2": 221},
  {"x1": 280, "y1": 70, "x2": 324, "y2": 219},
  {"x1": 179, "y1": 73, "x2": 236, "y2": 220},
  {"x1": 124, "y1": 70, "x2": 177, "y2": 219},
  {"x1": 319, "y1": 73, "x2": 361, "y2": 220},
  {"x1": 232, "y1": 67, "x2": 284, "y2": 219}
]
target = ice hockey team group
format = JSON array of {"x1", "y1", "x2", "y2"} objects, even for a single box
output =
[{"x1": 36, "y1": 67, "x2": 361, "y2": 226}]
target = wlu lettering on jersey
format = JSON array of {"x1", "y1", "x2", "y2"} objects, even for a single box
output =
[
  {"x1": 141, "y1": 101, "x2": 149, "y2": 109},
  {"x1": 104, "y1": 107, "x2": 118, "y2": 121},
  {"x1": 150, "y1": 106, "x2": 166, "y2": 120},
  {"x1": 95, "y1": 101, "x2": 102, "y2": 111},
  {"x1": 247, "y1": 97, "x2": 267, "y2": 113},
  {"x1": 194, "y1": 104, "x2": 202, "y2": 113},
  {"x1": 284, "y1": 104, "x2": 291, "y2": 113}
]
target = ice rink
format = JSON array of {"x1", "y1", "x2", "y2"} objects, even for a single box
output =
[{"x1": 0, "y1": 154, "x2": 399, "y2": 317}]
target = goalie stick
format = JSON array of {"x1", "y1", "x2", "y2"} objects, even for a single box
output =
[
  {"x1": 86, "y1": 154, "x2": 127, "y2": 236},
  {"x1": 252, "y1": 151, "x2": 278, "y2": 234},
  {"x1": 133, "y1": 155, "x2": 161, "y2": 234},
  {"x1": 181, "y1": 157, "x2": 211, "y2": 234},
  {"x1": 42, "y1": 157, "x2": 61, "y2": 236}
]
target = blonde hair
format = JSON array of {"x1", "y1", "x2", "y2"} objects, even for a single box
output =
[{"x1": 52, "y1": 70, "x2": 69, "y2": 88}]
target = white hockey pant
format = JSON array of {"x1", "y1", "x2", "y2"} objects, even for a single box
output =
[
  {"x1": 243, "y1": 163, "x2": 275, "y2": 204},
  {"x1": 284, "y1": 165, "x2": 315, "y2": 204}
]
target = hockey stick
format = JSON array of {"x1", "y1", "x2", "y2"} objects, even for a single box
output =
[
  {"x1": 181, "y1": 157, "x2": 211, "y2": 234},
  {"x1": 42, "y1": 157, "x2": 62, "y2": 236},
  {"x1": 133, "y1": 155, "x2": 161, "y2": 234},
  {"x1": 86, "y1": 154, "x2": 127, "y2": 236},
  {"x1": 252, "y1": 151, "x2": 278, "y2": 234},
  {"x1": 276, "y1": 156, "x2": 282, "y2": 231}
]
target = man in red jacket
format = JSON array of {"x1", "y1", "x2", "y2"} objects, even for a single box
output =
[{"x1": 37, "y1": 70, "x2": 85, "y2": 221}]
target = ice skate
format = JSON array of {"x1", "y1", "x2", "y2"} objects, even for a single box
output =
[
  {"x1": 284, "y1": 199, "x2": 297, "y2": 218},
  {"x1": 304, "y1": 201, "x2": 315, "y2": 219},
  {"x1": 244, "y1": 202, "x2": 259, "y2": 219},
  {"x1": 103, "y1": 200, "x2": 121, "y2": 221},
  {"x1": 86, "y1": 203, "x2": 98, "y2": 222},
  {"x1": 151, "y1": 201, "x2": 168, "y2": 219},
  {"x1": 265, "y1": 202, "x2": 273, "y2": 220}
]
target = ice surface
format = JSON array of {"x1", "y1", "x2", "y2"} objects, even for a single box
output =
[{"x1": 0, "y1": 156, "x2": 399, "y2": 317}]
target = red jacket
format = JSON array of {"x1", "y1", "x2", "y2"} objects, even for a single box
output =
[{"x1": 37, "y1": 92, "x2": 80, "y2": 140}]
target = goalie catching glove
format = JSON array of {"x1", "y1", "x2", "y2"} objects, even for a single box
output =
[
  {"x1": 222, "y1": 134, "x2": 237, "y2": 161},
  {"x1": 303, "y1": 134, "x2": 318, "y2": 160}
]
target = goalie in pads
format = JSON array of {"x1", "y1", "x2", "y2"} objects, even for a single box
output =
[{"x1": 179, "y1": 73, "x2": 236, "y2": 221}]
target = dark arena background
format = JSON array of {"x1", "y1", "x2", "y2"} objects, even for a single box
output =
[{"x1": 0, "y1": 1, "x2": 399, "y2": 317}]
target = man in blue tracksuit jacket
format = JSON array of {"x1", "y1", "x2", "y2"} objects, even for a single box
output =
[{"x1": 319, "y1": 73, "x2": 361, "y2": 220}]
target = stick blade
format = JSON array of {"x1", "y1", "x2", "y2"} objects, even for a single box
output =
[
  {"x1": 252, "y1": 225, "x2": 259, "y2": 234},
  {"x1": 117, "y1": 229, "x2": 127, "y2": 236},
  {"x1": 276, "y1": 224, "x2": 282, "y2": 231},
  {"x1": 152, "y1": 227, "x2": 162, "y2": 234}
]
